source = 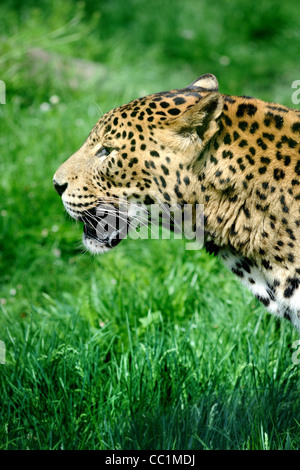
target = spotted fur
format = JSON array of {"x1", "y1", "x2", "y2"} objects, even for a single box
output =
[{"x1": 54, "y1": 73, "x2": 300, "y2": 331}]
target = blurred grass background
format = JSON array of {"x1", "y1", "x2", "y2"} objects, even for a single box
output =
[{"x1": 0, "y1": 0, "x2": 299, "y2": 450}]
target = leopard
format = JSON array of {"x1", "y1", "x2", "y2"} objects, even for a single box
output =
[{"x1": 53, "y1": 73, "x2": 300, "y2": 332}]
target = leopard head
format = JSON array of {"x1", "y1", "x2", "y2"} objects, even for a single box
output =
[{"x1": 53, "y1": 73, "x2": 223, "y2": 253}]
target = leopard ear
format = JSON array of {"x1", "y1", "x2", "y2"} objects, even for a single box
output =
[
  {"x1": 187, "y1": 73, "x2": 219, "y2": 92},
  {"x1": 174, "y1": 91, "x2": 223, "y2": 141}
]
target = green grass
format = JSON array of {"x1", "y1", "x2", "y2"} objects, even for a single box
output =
[{"x1": 0, "y1": 0, "x2": 300, "y2": 450}]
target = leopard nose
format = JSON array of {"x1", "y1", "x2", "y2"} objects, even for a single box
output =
[{"x1": 53, "y1": 179, "x2": 68, "y2": 196}]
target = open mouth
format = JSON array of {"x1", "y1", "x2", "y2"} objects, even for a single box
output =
[
  {"x1": 83, "y1": 222, "x2": 123, "y2": 248},
  {"x1": 80, "y1": 206, "x2": 129, "y2": 254}
]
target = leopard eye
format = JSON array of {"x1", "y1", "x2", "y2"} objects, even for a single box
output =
[{"x1": 95, "y1": 147, "x2": 112, "y2": 158}]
